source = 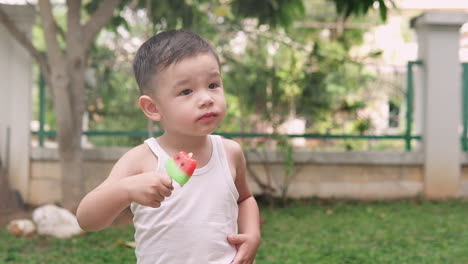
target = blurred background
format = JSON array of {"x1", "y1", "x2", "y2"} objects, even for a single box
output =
[
  {"x1": 2, "y1": 1, "x2": 468, "y2": 263},
  {"x1": 1, "y1": 0, "x2": 468, "y2": 214}
]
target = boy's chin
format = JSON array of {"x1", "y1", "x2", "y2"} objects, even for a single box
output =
[
  {"x1": 175, "y1": 130, "x2": 216, "y2": 138},
  {"x1": 170, "y1": 123, "x2": 221, "y2": 137},
  {"x1": 193, "y1": 127, "x2": 219, "y2": 136},
  {"x1": 194, "y1": 130, "x2": 217, "y2": 136}
]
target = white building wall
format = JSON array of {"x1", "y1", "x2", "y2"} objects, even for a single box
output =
[{"x1": 0, "y1": 4, "x2": 35, "y2": 200}]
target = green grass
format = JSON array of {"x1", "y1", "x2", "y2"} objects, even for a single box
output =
[
  {"x1": 0, "y1": 224, "x2": 136, "y2": 263},
  {"x1": 2, "y1": 200, "x2": 468, "y2": 263},
  {"x1": 257, "y1": 199, "x2": 468, "y2": 264}
]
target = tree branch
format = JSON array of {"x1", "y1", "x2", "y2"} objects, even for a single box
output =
[
  {"x1": 0, "y1": 5, "x2": 51, "y2": 87},
  {"x1": 64, "y1": 0, "x2": 86, "y2": 135},
  {"x1": 66, "y1": 0, "x2": 81, "y2": 40},
  {"x1": 83, "y1": 0, "x2": 124, "y2": 49},
  {"x1": 38, "y1": 0, "x2": 65, "y2": 66}
]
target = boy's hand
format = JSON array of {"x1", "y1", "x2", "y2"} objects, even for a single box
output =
[
  {"x1": 123, "y1": 171, "x2": 173, "y2": 208},
  {"x1": 227, "y1": 233, "x2": 260, "y2": 264}
]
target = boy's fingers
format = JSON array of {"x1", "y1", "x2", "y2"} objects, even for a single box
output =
[
  {"x1": 150, "y1": 200, "x2": 161, "y2": 208},
  {"x1": 227, "y1": 234, "x2": 247, "y2": 245},
  {"x1": 153, "y1": 192, "x2": 164, "y2": 201},
  {"x1": 161, "y1": 173, "x2": 173, "y2": 189},
  {"x1": 230, "y1": 247, "x2": 247, "y2": 264},
  {"x1": 158, "y1": 187, "x2": 172, "y2": 197}
]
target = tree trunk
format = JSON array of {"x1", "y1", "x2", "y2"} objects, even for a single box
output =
[
  {"x1": 52, "y1": 74, "x2": 85, "y2": 211},
  {"x1": 54, "y1": 75, "x2": 85, "y2": 211},
  {"x1": 59, "y1": 142, "x2": 84, "y2": 211},
  {"x1": 50, "y1": 50, "x2": 86, "y2": 211},
  {"x1": 61, "y1": 55, "x2": 86, "y2": 211}
]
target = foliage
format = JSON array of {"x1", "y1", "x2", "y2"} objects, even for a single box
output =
[
  {"x1": 330, "y1": 0, "x2": 395, "y2": 21},
  {"x1": 216, "y1": 1, "x2": 385, "y2": 139},
  {"x1": 85, "y1": 0, "x2": 211, "y2": 33},
  {"x1": 3, "y1": 200, "x2": 468, "y2": 263},
  {"x1": 274, "y1": 134, "x2": 296, "y2": 202},
  {"x1": 85, "y1": 43, "x2": 148, "y2": 146},
  {"x1": 30, "y1": 0, "x2": 392, "y2": 147},
  {"x1": 230, "y1": 0, "x2": 305, "y2": 28}
]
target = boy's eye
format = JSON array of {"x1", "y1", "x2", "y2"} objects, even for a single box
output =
[
  {"x1": 208, "y1": 83, "x2": 219, "y2": 89},
  {"x1": 180, "y1": 89, "x2": 193, "y2": 96}
]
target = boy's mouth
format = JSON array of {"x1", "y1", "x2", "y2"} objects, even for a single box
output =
[{"x1": 197, "y1": 112, "x2": 217, "y2": 121}]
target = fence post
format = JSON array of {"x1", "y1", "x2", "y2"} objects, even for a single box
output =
[
  {"x1": 411, "y1": 12, "x2": 468, "y2": 199},
  {"x1": 39, "y1": 71, "x2": 46, "y2": 147},
  {"x1": 461, "y1": 63, "x2": 468, "y2": 151},
  {"x1": 463, "y1": 63, "x2": 468, "y2": 152},
  {"x1": 405, "y1": 60, "x2": 422, "y2": 151}
]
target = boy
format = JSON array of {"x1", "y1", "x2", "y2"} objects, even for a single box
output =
[{"x1": 76, "y1": 29, "x2": 261, "y2": 264}]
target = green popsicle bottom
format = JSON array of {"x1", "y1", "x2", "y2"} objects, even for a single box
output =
[{"x1": 165, "y1": 158, "x2": 190, "y2": 185}]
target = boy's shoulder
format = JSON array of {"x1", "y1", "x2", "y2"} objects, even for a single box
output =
[
  {"x1": 123, "y1": 143, "x2": 152, "y2": 158},
  {"x1": 117, "y1": 142, "x2": 158, "y2": 173},
  {"x1": 219, "y1": 136, "x2": 245, "y2": 164},
  {"x1": 220, "y1": 136, "x2": 242, "y2": 153}
]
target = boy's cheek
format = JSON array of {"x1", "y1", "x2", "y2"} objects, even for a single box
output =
[{"x1": 219, "y1": 96, "x2": 227, "y2": 108}]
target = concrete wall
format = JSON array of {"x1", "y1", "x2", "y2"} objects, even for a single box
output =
[
  {"x1": 29, "y1": 147, "x2": 431, "y2": 205},
  {"x1": 411, "y1": 12, "x2": 468, "y2": 198}
]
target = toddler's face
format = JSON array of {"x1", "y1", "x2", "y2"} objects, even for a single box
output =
[{"x1": 152, "y1": 53, "x2": 226, "y2": 137}]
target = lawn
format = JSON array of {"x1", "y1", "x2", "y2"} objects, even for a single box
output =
[{"x1": 1, "y1": 199, "x2": 468, "y2": 263}]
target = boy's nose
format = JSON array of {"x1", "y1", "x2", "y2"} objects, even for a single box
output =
[{"x1": 198, "y1": 92, "x2": 214, "y2": 108}]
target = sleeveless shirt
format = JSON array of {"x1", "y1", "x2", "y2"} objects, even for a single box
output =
[{"x1": 130, "y1": 135, "x2": 239, "y2": 264}]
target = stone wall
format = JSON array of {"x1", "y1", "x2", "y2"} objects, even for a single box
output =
[{"x1": 28, "y1": 147, "x2": 438, "y2": 205}]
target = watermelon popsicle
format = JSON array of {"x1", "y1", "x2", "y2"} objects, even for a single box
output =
[{"x1": 165, "y1": 151, "x2": 197, "y2": 186}]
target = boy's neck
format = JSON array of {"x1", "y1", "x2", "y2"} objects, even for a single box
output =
[{"x1": 156, "y1": 133, "x2": 212, "y2": 166}]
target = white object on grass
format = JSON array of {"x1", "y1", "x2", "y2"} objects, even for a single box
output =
[{"x1": 32, "y1": 204, "x2": 83, "y2": 239}]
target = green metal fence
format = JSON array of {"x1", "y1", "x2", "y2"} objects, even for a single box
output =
[
  {"x1": 405, "y1": 60, "x2": 423, "y2": 150},
  {"x1": 33, "y1": 62, "x2": 427, "y2": 151},
  {"x1": 462, "y1": 62, "x2": 468, "y2": 151}
]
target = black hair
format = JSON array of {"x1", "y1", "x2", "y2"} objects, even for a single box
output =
[{"x1": 133, "y1": 29, "x2": 220, "y2": 94}]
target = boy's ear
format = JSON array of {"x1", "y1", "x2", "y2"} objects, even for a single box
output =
[{"x1": 139, "y1": 95, "x2": 162, "y2": 121}]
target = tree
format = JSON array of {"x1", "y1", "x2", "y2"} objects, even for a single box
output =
[{"x1": 0, "y1": 0, "x2": 123, "y2": 210}]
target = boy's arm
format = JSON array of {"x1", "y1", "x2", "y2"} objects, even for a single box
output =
[
  {"x1": 224, "y1": 139, "x2": 261, "y2": 264},
  {"x1": 76, "y1": 144, "x2": 172, "y2": 231}
]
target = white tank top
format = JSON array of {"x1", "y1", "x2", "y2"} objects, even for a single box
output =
[{"x1": 130, "y1": 135, "x2": 239, "y2": 264}]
